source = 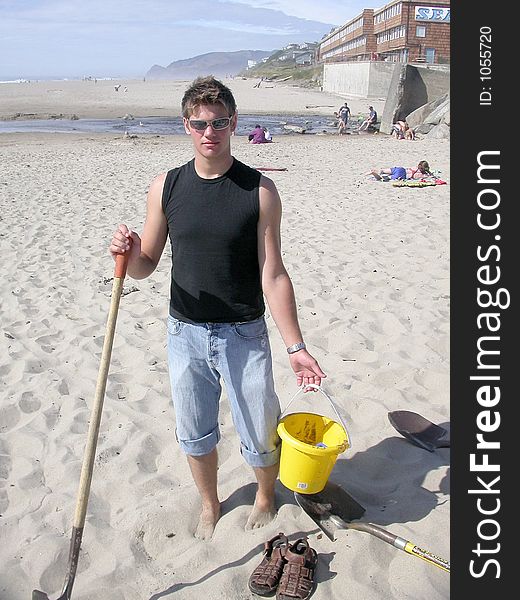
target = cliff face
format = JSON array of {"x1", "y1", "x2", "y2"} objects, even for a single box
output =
[{"x1": 145, "y1": 50, "x2": 273, "y2": 80}]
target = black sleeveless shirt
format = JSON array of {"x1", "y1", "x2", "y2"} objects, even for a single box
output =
[{"x1": 161, "y1": 158, "x2": 265, "y2": 323}]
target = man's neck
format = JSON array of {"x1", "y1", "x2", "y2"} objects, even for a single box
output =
[{"x1": 194, "y1": 154, "x2": 234, "y2": 179}]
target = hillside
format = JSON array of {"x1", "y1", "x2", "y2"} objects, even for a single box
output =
[
  {"x1": 146, "y1": 50, "x2": 273, "y2": 80},
  {"x1": 239, "y1": 48, "x2": 323, "y2": 88}
]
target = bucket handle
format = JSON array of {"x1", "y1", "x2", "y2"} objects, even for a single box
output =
[{"x1": 281, "y1": 384, "x2": 350, "y2": 447}]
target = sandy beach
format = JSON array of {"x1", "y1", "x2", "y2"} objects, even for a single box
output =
[
  {"x1": 0, "y1": 79, "x2": 450, "y2": 600},
  {"x1": 0, "y1": 77, "x2": 385, "y2": 121}
]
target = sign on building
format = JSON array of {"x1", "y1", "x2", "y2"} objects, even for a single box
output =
[{"x1": 415, "y1": 6, "x2": 451, "y2": 22}]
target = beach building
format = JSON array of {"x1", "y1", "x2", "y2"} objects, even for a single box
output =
[{"x1": 319, "y1": 1, "x2": 450, "y2": 65}]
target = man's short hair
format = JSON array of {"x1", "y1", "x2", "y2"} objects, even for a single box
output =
[{"x1": 181, "y1": 76, "x2": 237, "y2": 118}]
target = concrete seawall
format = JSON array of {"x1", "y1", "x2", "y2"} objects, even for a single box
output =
[
  {"x1": 323, "y1": 62, "x2": 450, "y2": 134},
  {"x1": 323, "y1": 62, "x2": 397, "y2": 99}
]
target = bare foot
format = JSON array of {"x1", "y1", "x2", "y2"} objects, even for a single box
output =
[
  {"x1": 245, "y1": 498, "x2": 277, "y2": 531},
  {"x1": 194, "y1": 503, "x2": 221, "y2": 541}
]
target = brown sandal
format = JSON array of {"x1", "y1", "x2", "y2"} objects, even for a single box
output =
[
  {"x1": 276, "y1": 538, "x2": 317, "y2": 600},
  {"x1": 248, "y1": 532, "x2": 289, "y2": 596}
]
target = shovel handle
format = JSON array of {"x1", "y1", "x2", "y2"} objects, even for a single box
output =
[
  {"x1": 34, "y1": 245, "x2": 133, "y2": 600},
  {"x1": 349, "y1": 521, "x2": 450, "y2": 573},
  {"x1": 73, "y1": 245, "x2": 131, "y2": 529},
  {"x1": 402, "y1": 541, "x2": 451, "y2": 573},
  {"x1": 114, "y1": 250, "x2": 130, "y2": 279}
]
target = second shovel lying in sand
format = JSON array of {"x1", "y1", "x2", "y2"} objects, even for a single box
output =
[
  {"x1": 295, "y1": 481, "x2": 450, "y2": 573},
  {"x1": 388, "y1": 410, "x2": 450, "y2": 452}
]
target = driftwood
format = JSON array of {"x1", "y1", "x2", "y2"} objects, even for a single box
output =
[
  {"x1": 282, "y1": 124, "x2": 306, "y2": 134},
  {"x1": 265, "y1": 75, "x2": 293, "y2": 82}
]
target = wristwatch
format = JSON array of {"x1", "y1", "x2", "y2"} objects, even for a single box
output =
[{"x1": 287, "y1": 342, "x2": 306, "y2": 354}]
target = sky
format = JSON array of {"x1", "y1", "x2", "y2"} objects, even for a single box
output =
[{"x1": 0, "y1": 0, "x2": 371, "y2": 79}]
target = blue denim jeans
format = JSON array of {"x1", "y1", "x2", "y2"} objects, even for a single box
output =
[{"x1": 166, "y1": 315, "x2": 281, "y2": 467}]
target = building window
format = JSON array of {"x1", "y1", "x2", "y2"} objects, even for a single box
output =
[
  {"x1": 425, "y1": 48, "x2": 436, "y2": 63},
  {"x1": 416, "y1": 25, "x2": 426, "y2": 38}
]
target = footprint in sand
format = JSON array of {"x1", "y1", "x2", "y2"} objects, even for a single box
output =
[
  {"x1": 70, "y1": 410, "x2": 89, "y2": 434},
  {"x1": 0, "y1": 403, "x2": 21, "y2": 433},
  {"x1": 136, "y1": 435, "x2": 160, "y2": 473}
]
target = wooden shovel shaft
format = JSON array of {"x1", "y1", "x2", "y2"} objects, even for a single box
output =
[
  {"x1": 73, "y1": 272, "x2": 125, "y2": 528},
  {"x1": 33, "y1": 252, "x2": 130, "y2": 600}
]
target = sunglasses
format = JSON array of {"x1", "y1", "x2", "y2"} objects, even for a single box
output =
[{"x1": 188, "y1": 116, "x2": 233, "y2": 131}]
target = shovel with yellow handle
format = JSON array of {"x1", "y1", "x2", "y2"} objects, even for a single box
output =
[{"x1": 295, "y1": 480, "x2": 450, "y2": 573}]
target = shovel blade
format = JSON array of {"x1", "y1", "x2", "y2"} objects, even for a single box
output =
[
  {"x1": 388, "y1": 410, "x2": 450, "y2": 452},
  {"x1": 295, "y1": 481, "x2": 366, "y2": 541},
  {"x1": 32, "y1": 587, "x2": 69, "y2": 600}
]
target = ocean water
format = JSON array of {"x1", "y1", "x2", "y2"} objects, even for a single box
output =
[{"x1": 0, "y1": 114, "x2": 341, "y2": 136}]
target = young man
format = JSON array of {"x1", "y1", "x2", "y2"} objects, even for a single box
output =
[{"x1": 109, "y1": 76, "x2": 325, "y2": 540}]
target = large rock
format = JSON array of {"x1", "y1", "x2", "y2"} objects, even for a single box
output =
[
  {"x1": 415, "y1": 122, "x2": 435, "y2": 135},
  {"x1": 406, "y1": 93, "x2": 449, "y2": 128},
  {"x1": 425, "y1": 123, "x2": 450, "y2": 139},
  {"x1": 380, "y1": 64, "x2": 449, "y2": 134}
]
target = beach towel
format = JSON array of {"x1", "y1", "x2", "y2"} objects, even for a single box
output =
[
  {"x1": 392, "y1": 180, "x2": 436, "y2": 188},
  {"x1": 391, "y1": 178, "x2": 447, "y2": 188}
]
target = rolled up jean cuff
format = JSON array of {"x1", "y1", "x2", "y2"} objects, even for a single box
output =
[
  {"x1": 240, "y1": 442, "x2": 281, "y2": 468},
  {"x1": 177, "y1": 427, "x2": 221, "y2": 456}
]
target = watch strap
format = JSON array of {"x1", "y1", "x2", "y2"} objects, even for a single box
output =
[{"x1": 287, "y1": 342, "x2": 306, "y2": 354}]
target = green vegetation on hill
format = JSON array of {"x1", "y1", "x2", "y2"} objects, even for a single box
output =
[{"x1": 238, "y1": 50, "x2": 324, "y2": 88}]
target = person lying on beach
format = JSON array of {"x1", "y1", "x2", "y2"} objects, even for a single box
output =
[
  {"x1": 108, "y1": 76, "x2": 325, "y2": 541},
  {"x1": 367, "y1": 160, "x2": 433, "y2": 181}
]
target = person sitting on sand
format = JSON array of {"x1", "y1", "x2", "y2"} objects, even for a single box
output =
[
  {"x1": 391, "y1": 120, "x2": 406, "y2": 139},
  {"x1": 108, "y1": 76, "x2": 325, "y2": 541},
  {"x1": 404, "y1": 123, "x2": 415, "y2": 140},
  {"x1": 391, "y1": 120, "x2": 415, "y2": 140},
  {"x1": 358, "y1": 106, "x2": 378, "y2": 131},
  {"x1": 249, "y1": 124, "x2": 271, "y2": 144},
  {"x1": 368, "y1": 160, "x2": 432, "y2": 181}
]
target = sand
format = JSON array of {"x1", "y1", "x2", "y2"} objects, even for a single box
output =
[
  {"x1": 0, "y1": 79, "x2": 450, "y2": 599},
  {"x1": 0, "y1": 77, "x2": 384, "y2": 120}
]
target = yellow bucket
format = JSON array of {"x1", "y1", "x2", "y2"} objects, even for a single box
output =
[{"x1": 277, "y1": 385, "x2": 350, "y2": 494}]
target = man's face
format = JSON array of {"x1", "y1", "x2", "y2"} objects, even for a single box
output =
[{"x1": 183, "y1": 103, "x2": 237, "y2": 160}]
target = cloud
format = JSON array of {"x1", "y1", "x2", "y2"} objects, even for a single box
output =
[
  {"x1": 0, "y1": 0, "x2": 344, "y2": 78},
  {"x1": 177, "y1": 19, "x2": 302, "y2": 36},
  {"x1": 225, "y1": 0, "x2": 368, "y2": 25}
]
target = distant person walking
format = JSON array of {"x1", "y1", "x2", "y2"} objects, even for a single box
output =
[{"x1": 337, "y1": 102, "x2": 351, "y2": 134}]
